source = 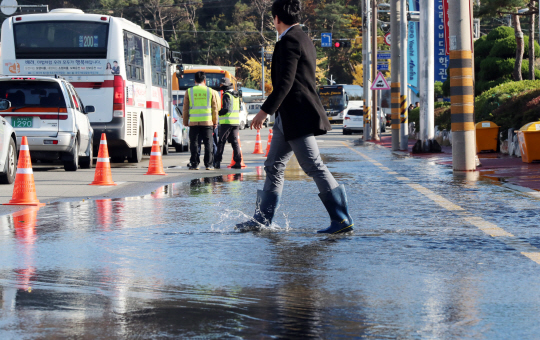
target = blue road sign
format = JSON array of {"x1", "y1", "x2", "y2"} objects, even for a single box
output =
[
  {"x1": 321, "y1": 33, "x2": 332, "y2": 47},
  {"x1": 377, "y1": 52, "x2": 391, "y2": 60},
  {"x1": 377, "y1": 64, "x2": 389, "y2": 71}
]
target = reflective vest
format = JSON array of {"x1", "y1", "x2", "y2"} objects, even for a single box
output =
[
  {"x1": 187, "y1": 85, "x2": 212, "y2": 123},
  {"x1": 219, "y1": 92, "x2": 240, "y2": 125}
]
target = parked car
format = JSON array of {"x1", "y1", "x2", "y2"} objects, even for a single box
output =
[
  {"x1": 0, "y1": 76, "x2": 94, "y2": 171},
  {"x1": 246, "y1": 102, "x2": 268, "y2": 128},
  {"x1": 343, "y1": 106, "x2": 385, "y2": 135},
  {"x1": 0, "y1": 99, "x2": 17, "y2": 183},
  {"x1": 239, "y1": 102, "x2": 249, "y2": 130},
  {"x1": 172, "y1": 106, "x2": 189, "y2": 152}
]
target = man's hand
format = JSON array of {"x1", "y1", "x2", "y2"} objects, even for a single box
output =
[
  {"x1": 251, "y1": 110, "x2": 268, "y2": 130},
  {"x1": 213, "y1": 124, "x2": 218, "y2": 130}
]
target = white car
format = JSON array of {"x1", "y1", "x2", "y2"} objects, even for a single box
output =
[
  {"x1": 343, "y1": 107, "x2": 384, "y2": 135},
  {"x1": 172, "y1": 106, "x2": 189, "y2": 152},
  {"x1": 0, "y1": 76, "x2": 93, "y2": 171},
  {"x1": 239, "y1": 102, "x2": 248, "y2": 130},
  {"x1": 0, "y1": 99, "x2": 17, "y2": 184},
  {"x1": 246, "y1": 102, "x2": 268, "y2": 128}
]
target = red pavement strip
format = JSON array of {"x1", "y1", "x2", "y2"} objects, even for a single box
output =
[{"x1": 371, "y1": 135, "x2": 540, "y2": 192}]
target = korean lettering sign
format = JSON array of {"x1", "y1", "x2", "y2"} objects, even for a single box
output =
[{"x1": 435, "y1": 0, "x2": 449, "y2": 82}]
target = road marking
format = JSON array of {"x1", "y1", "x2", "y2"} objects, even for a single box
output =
[{"x1": 341, "y1": 142, "x2": 540, "y2": 265}]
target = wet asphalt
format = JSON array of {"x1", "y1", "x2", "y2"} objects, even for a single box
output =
[{"x1": 1, "y1": 128, "x2": 540, "y2": 339}]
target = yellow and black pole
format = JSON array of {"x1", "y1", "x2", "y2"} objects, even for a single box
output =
[
  {"x1": 390, "y1": 0, "x2": 401, "y2": 150},
  {"x1": 448, "y1": 0, "x2": 476, "y2": 171}
]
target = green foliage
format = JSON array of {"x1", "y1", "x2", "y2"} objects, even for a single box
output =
[
  {"x1": 475, "y1": 80, "x2": 540, "y2": 124},
  {"x1": 489, "y1": 35, "x2": 540, "y2": 59},
  {"x1": 409, "y1": 107, "x2": 420, "y2": 129},
  {"x1": 479, "y1": 57, "x2": 514, "y2": 81},
  {"x1": 434, "y1": 81, "x2": 444, "y2": 98},
  {"x1": 474, "y1": 36, "x2": 497, "y2": 58},
  {"x1": 483, "y1": 89, "x2": 540, "y2": 135},
  {"x1": 486, "y1": 26, "x2": 515, "y2": 41},
  {"x1": 408, "y1": 102, "x2": 450, "y2": 131},
  {"x1": 475, "y1": 79, "x2": 512, "y2": 95}
]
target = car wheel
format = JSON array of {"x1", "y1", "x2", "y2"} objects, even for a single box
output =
[
  {"x1": 175, "y1": 144, "x2": 183, "y2": 152},
  {"x1": 343, "y1": 129, "x2": 352, "y2": 135},
  {"x1": 128, "y1": 124, "x2": 143, "y2": 163},
  {"x1": 80, "y1": 138, "x2": 93, "y2": 169},
  {"x1": 0, "y1": 138, "x2": 17, "y2": 184},
  {"x1": 64, "y1": 138, "x2": 79, "y2": 171},
  {"x1": 162, "y1": 124, "x2": 169, "y2": 155}
]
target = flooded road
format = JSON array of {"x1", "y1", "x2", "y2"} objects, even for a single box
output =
[{"x1": 2, "y1": 143, "x2": 540, "y2": 339}]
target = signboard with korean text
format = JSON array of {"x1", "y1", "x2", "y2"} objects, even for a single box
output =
[
  {"x1": 321, "y1": 33, "x2": 332, "y2": 47},
  {"x1": 408, "y1": 0, "x2": 419, "y2": 89},
  {"x1": 3, "y1": 59, "x2": 116, "y2": 76},
  {"x1": 377, "y1": 64, "x2": 389, "y2": 71},
  {"x1": 435, "y1": 0, "x2": 449, "y2": 82}
]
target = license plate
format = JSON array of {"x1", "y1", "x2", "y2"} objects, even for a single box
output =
[
  {"x1": 12, "y1": 117, "x2": 33, "y2": 128},
  {"x1": 352, "y1": 117, "x2": 362, "y2": 121},
  {"x1": 328, "y1": 117, "x2": 333, "y2": 120}
]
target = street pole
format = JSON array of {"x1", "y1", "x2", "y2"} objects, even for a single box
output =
[
  {"x1": 419, "y1": 0, "x2": 434, "y2": 151},
  {"x1": 363, "y1": 0, "x2": 372, "y2": 141},
  {"x1": 390, "y1": 0, "x2": 401, "y2": 150},
  {"x1": 449, "y1": 0, "x2": 476, "y2": 171},
  {"x1": 371, "y1": 0, "x2": 379, "y2": 141},
  {"x1": 399, "y1": 0, "x2": 408, "y2": 151},
  {"x1": 261, "y1": 45, "x2": 265, "y2": 100}
]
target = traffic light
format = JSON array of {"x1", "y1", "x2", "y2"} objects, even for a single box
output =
[
  {"x1": 334, "y1": 40, "x2": 351, "y2": 48},
  {"x1": 334, "y1": 41, "x2": 341, "y2": 48}
]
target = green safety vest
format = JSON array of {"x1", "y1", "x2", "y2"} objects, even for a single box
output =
[
  {"x1": 187, "y1": 85, "x2": 212, "y2": 123},
  {"x1": 219, "y1": 92, "x2": 240, "y2": 125}
]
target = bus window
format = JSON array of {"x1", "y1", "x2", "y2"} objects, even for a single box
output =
[
  {"x1": 14, "y1": 21, "x2": 109, "y2": 59},
  {"x1": 124, "y1": 32, "x2": 144, "y2": 82}
]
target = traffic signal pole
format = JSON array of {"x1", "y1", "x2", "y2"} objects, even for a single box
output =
[
  {"x1": 261, "y1": 45, "x2": 265, "y2": 100},
  {"x1": 371, "y1": 0, "x2": 379, "y2": 141},
  {"x1": 449, "y1": 0, "x2": 476, "y2": 171},
  {"x1": 363, "y1": 0, "x2": 372, "y2": 141},
  {"x1": 399, "y1": 0, "x2": 409, "y2": 151},
  {"x1": 390, "y1": 0, "x2": 401, "y2": 150}
]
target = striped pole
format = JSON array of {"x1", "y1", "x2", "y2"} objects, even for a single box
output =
[
  {"x1": 449, "y1": 0, "x2": 476, "y2": 171},
  {"x1": 363, "y1": 105, "x2": 371, "y2": 140},
  {"x1": 400, "y1": 95, "x2": 408, "y2": 149},
  {"x1": 399, "y1": 0, "x2": 409, "y2": 151},
  {"x1": 390, "y1": 0, "x2": 401, "y2": 150}
]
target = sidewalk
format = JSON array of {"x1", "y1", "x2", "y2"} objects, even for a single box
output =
[{"x1": 371, "y1": 135, "x2": 540, "y2": 193}]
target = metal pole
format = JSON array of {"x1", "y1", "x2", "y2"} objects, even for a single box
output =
[
  {"x1": 400, "y1": 0, "x2": 409, "y2": 150},
  {"x1": 390, "y1": 0, "x2": 401, "y2": 150},
  {"x1": 419, "y1": 0, "x2": 434, "y2": 150},
  {"x1": 449, "y1": 0, "x2": 476, "y2": 171},
  {"x1": 371, "y1": 0, "x2": 379, "y2": 141},
  {"x1": 262, "y1": 46, "x2": 265, "y2": 100},
  {"x1": 363, "y1": 0, "x2": 372, "y2": 141}
]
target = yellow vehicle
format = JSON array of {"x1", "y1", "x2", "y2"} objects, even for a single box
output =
[{"x1": 172, "y1": 66, "x2": 239, "y2": 108}]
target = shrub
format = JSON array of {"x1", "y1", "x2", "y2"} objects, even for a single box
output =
[
  {"x1": 408, "y1": 102, "x2": 450, "y2": 131},
  {"x1": 479, "y1": 57, "x2": 514, "y2": 81},
  {"x1": 489, "y1": 35, "x2": 540, "y2": 59},
  {"x1": 475, "y1": 79, "x2": 511, "y2": 95},
  {"x1": 475, "y1": 80, "x2": 540, "y2": 123},
  {"x1": 475, "y1": 37, "x2": 497, "y2": 59},
  {"x1": 486, "y1": 26, "x2": 514, "y2": 41},
  {"x1": 488, "y1": 89, "x2": 540, "y2": 137}
]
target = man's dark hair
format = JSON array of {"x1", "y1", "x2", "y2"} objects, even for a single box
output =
[
  {"x1": 194, "y1": 71, "x2": 206, "y2": 83},
  {"x1": 272, "y1": 0, "x2": 301, "y2": 25}
]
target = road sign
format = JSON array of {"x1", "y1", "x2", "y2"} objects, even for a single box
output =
[
  {"x1": 321, "y1": 33, "x2": 332, "y2": 47},
  {"x1": 264, "y1": 52, "x2": 273, "y2": 62},
  {"x1": 377, "y1": 52, "x2": 391, "y2": 60},
  {"x1": 377, "y1": 64, "x2": 389, "y2": 71},
  {"x1": 1, "y1": 0, "x2": 18, "y2": 15},
  {"x1": 384, "y1": 32, "x2": 391, "y2": 46},
  {"x1": 371, "y1": 71, "x2": 390, "y2": 90}
]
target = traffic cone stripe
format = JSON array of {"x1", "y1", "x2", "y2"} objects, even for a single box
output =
[
  {"x1": 97, "y1": 157, "x2": 110, "y2": 163},
  {"x1": 153, "y1": 137, "x2": 159, "y2": 142},
  {"x1": 151, "y1": 152, "x2": 161, "y2": 156},
  {"x1": 17, "y1": 168, "x2": 33, "y2": 175},
  {"x1": 20, "y1": 145, "x2": 29, "y2": 151},
  {"x1": 100, "y1": 140, "x2": 107, "y2": 145}
]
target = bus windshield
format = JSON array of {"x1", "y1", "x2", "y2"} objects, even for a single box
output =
[
  {"x1": 178, "y1": 73, "x2": 226, "y2": 90},
  {"x1": 319, "y1": 88, "x2": 345, "y2": 111},
  {"x1": 14, "y1": 21, "x2": 109, "y2": 59}
]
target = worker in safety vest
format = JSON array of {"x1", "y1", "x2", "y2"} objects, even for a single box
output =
[
  {"x1": 215, "y1": 77, "x2": 242, "y2": 169},
  {"x1": 183, "y1": 71, "x2": 219, "y2": 170}
]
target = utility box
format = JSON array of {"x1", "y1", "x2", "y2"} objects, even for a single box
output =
[
  {"x1": 517, "y1": 121, "x2": 540, "y2": 163},
  {"x1": 475, "y1": 121, "x2": 499, "y2": 153}
]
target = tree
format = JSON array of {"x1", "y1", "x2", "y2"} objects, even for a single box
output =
[{"x1": 477, "y1": 0, "x2": 538, "y2": 81}]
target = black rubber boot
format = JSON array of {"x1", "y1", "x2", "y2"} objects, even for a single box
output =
[
  {"x1": 317, "y1": 185, "x2": 354, "y2": 234},
  {"x1": 236, "y1": 190, "x2": 280, "y2": 232}
]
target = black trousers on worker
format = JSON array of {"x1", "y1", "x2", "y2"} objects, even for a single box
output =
[
  {"x1": 189, "y1": 126, "x2": 214, "y2": 167},
  {"x1": 215, "y1": 124, "x2": 241, "y2": 165}
]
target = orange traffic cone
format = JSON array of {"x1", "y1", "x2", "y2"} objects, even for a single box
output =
[
  {"x1": 264, "y1": 129, "x2": 273, "y2": 157},
  {"x1": 253, "y1": 129, "x2": 264, "y2": 154},
  {"x1": 227, "y1": 135, "x2": 247, "y2": 168},
  {"x1": 90, "y1": 133, "x2": 117, "y2": 186},
  {"x1": 4, "y1": 137, "x2": 45, "y2": 206},
  {"x1": 145, "y1": 132, "x2": 167, "y2": 175}
]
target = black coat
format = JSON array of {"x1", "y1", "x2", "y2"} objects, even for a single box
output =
[{"x1": 261, "y1": 25, "x2": 331, "y2": 141}]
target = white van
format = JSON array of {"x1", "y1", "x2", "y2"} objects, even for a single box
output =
[{"x1": 343, "y1": 101, "x2": 364, "y2": 135}]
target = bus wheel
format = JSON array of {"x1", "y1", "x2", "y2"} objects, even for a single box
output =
[
  {"x1": 128, "y1": 124, "x2": 143, "y2": 163},
  {"x1": 162, "y1": 124, "x2": 169, "y2": 155}
]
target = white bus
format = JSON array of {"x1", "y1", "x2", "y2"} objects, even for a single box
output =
[{"x1": 0, "y1": 8, "x2": 174, "y2": 162}]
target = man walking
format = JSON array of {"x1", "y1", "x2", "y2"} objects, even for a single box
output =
[
  {"x1": 236, "y1": 0, "x2": 354, "y2": 234},
  {"x1": 215, "y1": 78, "x2": 242, "y2": 169},
  {"x1": 183, "y1": 71, "x2": 219, "y2": 170}
]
